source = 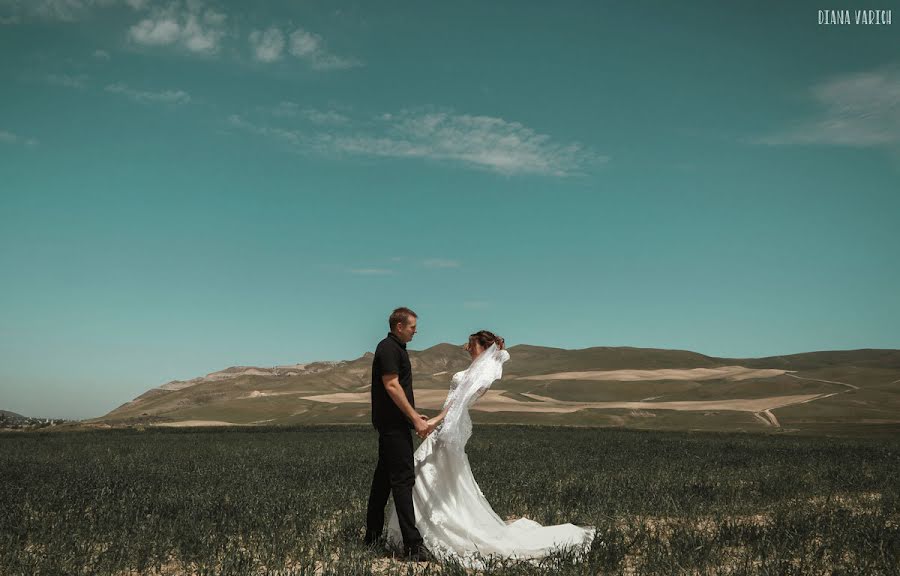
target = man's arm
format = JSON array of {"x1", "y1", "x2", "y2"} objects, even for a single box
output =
[{"x1": 382, "y1": 374, "x2": 429, "y2": 436}]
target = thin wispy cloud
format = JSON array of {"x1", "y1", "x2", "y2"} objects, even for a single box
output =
[
  {"x1": 228, "y1": 114, "x2": 299, "y2": 144},
  {"x1": 249, "y1": 27, "x2": 285, "y2": 62},
  {"x1": 348, "y1": 268, "x2": 394, "y2": 276},
  {"x1": 288, "y1": 27, "x2": 360, "y2": 70},
  {"x1": 301, "y1": 108, "x2": 350, "y2": 126},
  {"x1": 26, "y1": 0, "x2": 115, "y2": 22},
  {"x1": 3, "y1": 1, "x2": 359, "y2": 72},
  {"x1": 2, "y1": 0, "x2": 144, "y2": 23},
  {"x1": 227, "y1": 107, "x2": 603, "y2": 176},
  {"x1": 0, "y1": 0, "x2": 226, "y2": 60},
  {"x1": 129, "y1": 14, "x2": 182, "y2": 46},
  {"x1": 756, "y1": 67, "x2": 900, "y2": 148},
  {"x1": 128, "y1": 0, "x2": 227, "y2": 55},
  {"x1": 0, "y1": 129, "x2": 39, "y2": 148},
  {"x1": 327, "y1": 110, "x2": 605, "y2": 176},
  {"x1": 270, "y1": 101, "x2": 302, "y2": 117},
  {"x1": 424, "y1": 259, "x2": 461, "y2": 269},
  {"x1": 246, "y1": 26, "x2": 360, "y2": 70},
  {"x1": 93, "y1": 49, "x2": 111, "y2": 60},
  {"x1": 105, "y1": 82, "x2": 190, "y2": 105},
  {"x1": 46, "y1": 73, "x2": 88, "y2": 89},
  {"x1": 268, "y1": 101, "x2": 350, "y2": 125}
]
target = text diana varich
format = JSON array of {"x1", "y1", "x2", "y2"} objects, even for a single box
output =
[{"x1": 818, "y1": 9, "x2": 892, "y2": 25}]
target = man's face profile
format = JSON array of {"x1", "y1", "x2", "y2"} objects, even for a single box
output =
[{"x1": 396, "y1": 317, "x2": 417, "y2": 343}]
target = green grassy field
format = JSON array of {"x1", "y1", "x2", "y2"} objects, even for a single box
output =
[{"x1": 2, "y1": 425, "x2": 898, "y2": 575}]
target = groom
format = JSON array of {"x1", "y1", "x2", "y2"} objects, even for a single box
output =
[{"x1": 364, "y1": 307, "x2": 434, "y2": 561}]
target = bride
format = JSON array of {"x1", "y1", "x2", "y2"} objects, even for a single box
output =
[{"x1": 386, "y1": 330, "x2": 595, "y2": 567}]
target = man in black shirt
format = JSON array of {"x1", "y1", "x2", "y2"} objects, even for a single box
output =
[{"x1": 365, "y1": 307, "x2": 434, "y2": 561}]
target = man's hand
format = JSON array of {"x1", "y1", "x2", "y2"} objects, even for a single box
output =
[{"x1": 413, "y1": 414, "x2": 430, "y2": 439}]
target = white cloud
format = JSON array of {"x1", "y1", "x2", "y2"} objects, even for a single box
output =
[
  {"x1": 242, "y1": 24, "x2": 361, "y2": 69},
  {"x1": 288, "y1": 29, "x2": 318, "y2": 57},
  {"x1": 32, "y1": 0, "x2": 96, "y2": 22},
  {"x1": 348, "y1": 268, "x2": 394, "y2": 276},
  {"x1": 5, "y1": 2, "x2": 359, "y2": 72},
  {"x1": 105, "y1": 82, "x2": 190, "y2": 104},
  {"x1": 93, "y1": 49, "x2": 111, "y2": 60},
  {"x1": 288, "y1": 27, "x2": 360, "y2": 70},
  {"x1": 269, "y1": 101, "x2": 299, "y2": 115},
  {"x1": 0, "y1": 129, "x2": 39, "y2": 148},
  {"x1": 324, "y1": 109, "x2": 605, "y2": 176},
  {"x1": 46, "y1": 73, "x2": 88, "y2": 89},
  {"x1": 7, "y1": 0, "x2": 135, "y2": 22},
  {"x1": 182, "y1": 6, "x2": 226, "y2": 53},
  {"x1": 307, "y1": 52, "x2": 359, "y2": 71},
  {"x1": 302, "y1": 108, "x2": 350, "y2": 125},
  {"x1": 225, "y1": 107, "x2": 603, "y2": 176},
  {"x1": 269, "y1": 101, "x2": 349, "y2": 125},
  {"x1": 756, "y1": 67, "x2": 900, "y2": 148},
  {"x1": 128, "y1": 1, "x2": 227, "y2": 55},
  {"x1": 249, "y1": 27, "x2": 285, "y2": 62},
  {"x1": 424, "y1": 259, "x2": 461, "y2": 269},
  {"x1": 227, "y1": 114, "x2": 300, "y2": 145},
  {"x1": 129, "y1": 15, "x2": 180, "y2": 45}
]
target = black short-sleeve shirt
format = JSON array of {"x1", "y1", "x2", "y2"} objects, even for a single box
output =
[{"x1": 371, "y1": 332, "x2": 414, "y2": 430}]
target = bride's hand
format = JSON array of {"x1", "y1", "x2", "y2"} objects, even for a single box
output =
[{"x1": 426, "y1": 417, "x2": 440, "y2": 430}]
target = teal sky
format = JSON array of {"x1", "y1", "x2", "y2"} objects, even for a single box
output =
[{"x1": 1, "y1": 0, "x2": 898, "y2": 420}]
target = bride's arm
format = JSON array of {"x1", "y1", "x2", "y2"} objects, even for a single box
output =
[
  {"x1": 428, "y1": 373, "x2": 462, "y2": 429},
  {"x1": 426, "y1": 406, "x2": 450, "y2": 429},
  {"x1": 428, "y1": 357, "x2": 501, "y2": 432},
  {"x1": 427, "y1": 384, "x2": 490, "y2": 429}
]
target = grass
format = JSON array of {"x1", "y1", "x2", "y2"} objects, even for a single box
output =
[{"x1": 1, "y1": 425, "x2": 898, "y2": 575}]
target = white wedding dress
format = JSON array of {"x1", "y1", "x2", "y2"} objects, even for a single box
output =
[{"x1": 386, "y1": 344, "x2": 595, "y2": 567}]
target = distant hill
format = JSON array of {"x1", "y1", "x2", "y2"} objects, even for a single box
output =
[
  {"x1": 1, "y1": 410, "x2": 71, "y2": 430},
  {"x1": 82, "y1": 345, "x2": 900, "y2": 435}
]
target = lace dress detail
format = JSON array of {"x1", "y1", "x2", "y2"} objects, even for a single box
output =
[{"x1": 386, "y1": 345, "x2": 595, "y2": 568}]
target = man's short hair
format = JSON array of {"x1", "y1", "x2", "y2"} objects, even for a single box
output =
[{"x1": 389, "y1": 307, "x2": 417, "y2": 329}]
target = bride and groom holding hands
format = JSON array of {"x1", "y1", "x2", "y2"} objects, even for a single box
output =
[{"x1": 364, "y1": 307, "x2": 594, "y2": 567}]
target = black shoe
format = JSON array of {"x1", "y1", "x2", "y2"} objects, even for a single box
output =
[
  {"x1": 405, "y1": 544, "x2": 437, "y2": 562},
  {"x1": 363, "y1": 532, "x2": 385, "y2": 548}
]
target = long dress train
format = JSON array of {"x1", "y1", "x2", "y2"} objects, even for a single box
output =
[{"x1": 386, "y1": 344, "x2": 594, "y2": 567}]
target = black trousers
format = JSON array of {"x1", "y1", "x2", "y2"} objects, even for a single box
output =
[{"x1": 365, "y1": 427, "x2": 423, "y2": 550}]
